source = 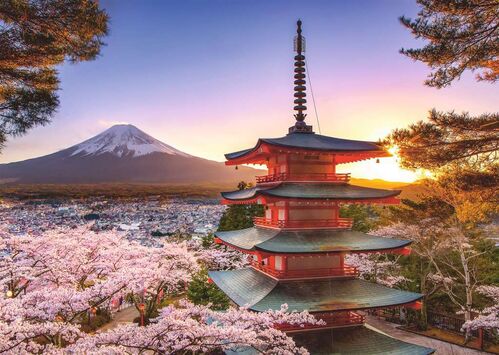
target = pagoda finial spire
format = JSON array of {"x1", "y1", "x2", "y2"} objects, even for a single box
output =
[{"x1": 289, "y1": 19, "x2": 313, "y2": 134}]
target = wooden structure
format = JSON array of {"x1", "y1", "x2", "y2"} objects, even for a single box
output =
[{"x1": 209, "y1": 20, "x2": 434, "y2": 354}]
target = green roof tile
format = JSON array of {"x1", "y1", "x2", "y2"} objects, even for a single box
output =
[
  {"x1": 215, "y1": 227, "x2": 411, "y2": 253},
  {"x1": 292, "y1": 325, "x2": 434, "y2": 354},
  {"x1": 224, "y1": 326, "x2": 434, "y2": 354},
  {"x1": 209, "y1": 268, "x2": 422, "y2": 312},
  {"x1": 221, "y1": 183, "x2": 400, "y2": 201},
  {"x1": 225, "y1": 132, "x2": 385, "y2": 160}
]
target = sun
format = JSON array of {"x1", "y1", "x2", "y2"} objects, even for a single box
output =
[
  {"x1": 337, "y1": 145, "x2": 419, "y2": 183},
  {"x1": 387, "y1": 145, "x2": 400, "y2": 156}
]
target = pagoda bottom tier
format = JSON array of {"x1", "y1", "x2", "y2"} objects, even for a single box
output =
[
  {"x1": 291, "y1": 325, "x2": 434, "y2": 354},
  {"x1": 209, "y1": 268, "x2": 422, "y2": 312},
  {"x1": 224, "y1": 325, "x2": 434, "y2": 355}
]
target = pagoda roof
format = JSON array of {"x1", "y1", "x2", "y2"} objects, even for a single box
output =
[
  {"x1": 225, "y1": 325, "x2": 433, "y2": 355},
  {"x1": 221, "y1": 182, "x2": 400, "y2": 202},
  {"x1": 225, "y1": 132, "x2": 388, "y2": 161},
  {"x1": 291, "y1": 325, "x2": 434, "y2": 354},
  {"x1": 215, "y1": 227, "x2": 411, "y2": 254},
  {"x1": 208, "y1": 268, "x2": 422, "y2": 313}
]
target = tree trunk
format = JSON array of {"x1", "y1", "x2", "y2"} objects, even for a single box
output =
[
  {"x1": 420, "y1": 287, "x2": 429, "y2": 328},
  {"x1": 461, "y1": 249, "x2": 473, "y2": 342},
  {"x1": 419, "y1": 261, "x2": 428, "y2": 330}
]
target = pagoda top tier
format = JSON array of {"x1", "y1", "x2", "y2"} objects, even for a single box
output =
[
  {"x1": 225, "y1": 20, "x2": 390, "y2": 166},
  {"x1": 225, "y1": 133, "x2": 390, "y2": 166}
]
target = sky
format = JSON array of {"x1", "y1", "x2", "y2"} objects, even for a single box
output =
[{"x1": 1, "y1": 0, "x2": 497, "y2": 182}]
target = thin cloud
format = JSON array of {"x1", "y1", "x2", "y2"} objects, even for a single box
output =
[{"x1": 97, "y1": 120, "x2": 130, "y2": 127}]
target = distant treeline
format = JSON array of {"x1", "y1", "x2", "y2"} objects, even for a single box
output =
[{"x1": 0, "y1": 183, "x2": 233, "y2": 200}]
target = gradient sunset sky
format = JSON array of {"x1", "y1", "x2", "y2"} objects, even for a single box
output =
[{"x1": 2, "y1": 0, "x2": 497, "y2": 182}]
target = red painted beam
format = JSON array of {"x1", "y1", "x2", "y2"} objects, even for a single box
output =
[{"x1": 405, "y1": 300, "x2": 422, "y2": 310}]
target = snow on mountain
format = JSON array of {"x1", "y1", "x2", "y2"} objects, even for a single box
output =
[{"x1": 70, "y1": 124, "x2": 191, "y2": 158}]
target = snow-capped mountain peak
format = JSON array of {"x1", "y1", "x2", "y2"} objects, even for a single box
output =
[{"x1": 70, "y1": 124, "x2": 191, "y2": 158}]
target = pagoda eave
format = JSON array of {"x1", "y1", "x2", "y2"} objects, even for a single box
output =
[
  {"x1": 225, "y1": 141, "x2": 390, "y2": 166},
  {"x1": 222, "y1": 196, "x2": 400, "y2": 205},
  {"x1": 290, "y1": 325, "x2": 435, "y2": 355},
  {"x1": 214, "y1": 227, "x2": 413, "y2": 255},
  {"x1": 208, "y1": 268, "x2": 423, "y2": 313},
  {"x1": 221, "y1": 182, "x2": 401, "y2": 204},
  {"x1": 215, "y1": 236, "x2": 411, "y2": 258},
  {"x1": 225, "y1": 325, "x2": 434, "y2": 355}
]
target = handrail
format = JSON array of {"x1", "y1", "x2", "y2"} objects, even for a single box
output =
[
  {"x1": 256, "y1": 172, "x2": 350, "y2": 183},
  {"x1": 250, "y1": 260, "x2": 359, "y2": 279},
  {"x1": 276, "y1": 311, "x2": 365, "y2": 330},
  {"x1": 253, "y1": 217, "x2": 353, "y2": 229}
]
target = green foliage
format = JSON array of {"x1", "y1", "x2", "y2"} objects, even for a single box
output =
[
  {"x1": 83, "y1": 213, "x2": 100, "y2": 221},
  {"x1": 218, "y1": 183, "x2": 264, "y2": 231},
  {"x1": 385, "y1": 110, "x2": 498, "y2": 173},
  {"x1": 384, "y1": 110, "x2": 498, "y2": 223},
  {"x1": 201, "y1": 234, "x2": 215, "y2": 248},
  {"x1": 386, "y1": 198, "x2": 499, "y2": 325},
  {"x1": 0, "y1": 0, "x2": 109, "y2": 148},
  {"x1": 187, "y1": 269, "x2": 230, "y2": 311},
  {"x1": 218, "y1": 204, "x2": 264, "y2": 231},
  {"x1": 471, "y1": 239, "x2": 498, "y2": 288},
  {"x1": 388, "y1": 198, "x2": 455, "y2": 224},
  {"x1": 340, "y1": 204, "x2": 380, "y2": 232},
  {"x1": 151, "y1": 230, "x2": 168, "y2": 237},
  {"x1": 400, "y1": 0, "x2": 498, "y2": 88}
]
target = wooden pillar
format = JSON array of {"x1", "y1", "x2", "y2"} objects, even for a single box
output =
[{"x1": 271, "y1": 206, "x2": 277, "y2": 222}]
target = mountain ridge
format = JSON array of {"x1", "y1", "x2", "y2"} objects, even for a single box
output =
[{"x1": 0, "y1": 124, "x2": 256, "y2": 184}]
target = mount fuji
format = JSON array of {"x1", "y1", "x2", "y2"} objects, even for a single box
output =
[
  {"x1": 70, "y1": 124, "x2": 192, "y2": 158},
  {"x1": 0, "y1": 124, "x2": 256, "y2": 184}
]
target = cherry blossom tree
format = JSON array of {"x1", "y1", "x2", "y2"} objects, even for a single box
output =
[
  {"x1": 375, "y1": 220, "x2": 493, "y2": 338},
  {"x1": 462, "y1": 285, "x2": 499, "y2": 333},
  {"x1": 0, "y1": 227, "x2": 317, "y2": 354},
  {"x1": 69, "y1": 301, "x2": 320, "y2": 354},
  {"x1": 345, "y1": 253, "x2": 408, "y2": 288},
  {"x1": 0, "y1": 227, "x2": 198, "y2": 352},
  {"x1": 191, "y1": 238, "x2": 249, "y2": 271}
]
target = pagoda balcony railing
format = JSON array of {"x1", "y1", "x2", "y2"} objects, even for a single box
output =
[
  {"x1": 250, "y1": 260, "x2": 359, "y2": 279},
  {"x1": 253, "y1": 217, "x2": 353, "y2": 229},
  {"x1": 276, "y1": 311, "x2": 365, "y2": 331},
  {"x1": 256, "y1": 172, "x2": 351, "y2": 184}
]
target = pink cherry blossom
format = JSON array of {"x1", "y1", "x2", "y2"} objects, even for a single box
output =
[
  {"x1": 68, "y1": 301, "x2": 319, "y2": 354},
  {"x1": 1, "y1": 227, "x2": 317, "y2": 354}
]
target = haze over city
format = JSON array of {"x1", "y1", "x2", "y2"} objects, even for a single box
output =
[{"x1": 1, "y1": 0, "x2": 497, "y2": 182}]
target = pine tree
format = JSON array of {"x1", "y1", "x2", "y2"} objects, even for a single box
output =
[
  {"x1": 218, "y1": 181, "x2": 265, "y2": 231},
  {"x1": 385, "y1": 110, "x2": 498, "y2": 173},
  {"x1": 384, "y1": 109, "x2": 498, "y2": 222},
  {"x1": 0, "y1": 0, "x2": 109, "y2": 149},
  {"x1": 400, "y1": 0, "x2": 498, "y2": 88}
]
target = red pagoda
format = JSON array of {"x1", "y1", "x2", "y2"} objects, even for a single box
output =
[{"x1": 210, "y1": 21, "x2": 434, "y2": 354}]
